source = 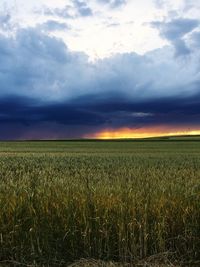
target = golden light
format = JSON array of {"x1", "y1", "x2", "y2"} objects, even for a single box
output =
[{"x1": 87, "y1": 126, "x2": 200, "y2": 139}]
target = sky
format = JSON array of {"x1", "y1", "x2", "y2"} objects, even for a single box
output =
[{"x1": 0, "y1": 0, "x2": 200, "y2": 139}]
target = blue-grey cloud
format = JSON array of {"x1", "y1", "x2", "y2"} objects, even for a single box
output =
[
  {"x1": 0, "y1": 13, "x2": 11, "y2": 30},
  {"x1": 39, "y1": 5, "x2": 73, "y2": 19},
  {"x1": 0, "y1": 8, "x2": 15, "y2": 32},
  {"x1": 97, "y1": 0, "x2": 127, "y2": 8},
  {"x1": 0, "y1": 27, "x2": 90, "y2": 99},
  {"x1": 0, "y1": 26, "x2": 200, "y2": 100},
  {"x1": 153, "y1": 0, "x2": 166, "y2": 9},
  {"x1": 38, "y1": 20, "x2": 70, "y2": 32},
  {"x1": 151, "y1": 18, "x2": 199, "y2": 56},
  {"x1": 173, "y1": 39, "x2": 190, "y2": 57},
  {"x1": 73, "y1": 0, "x2": 93, "y2": 17},
  {"x1": 38, "y1": 2, "x2": 93, "y2": 19},
  {"x1": 191, "y1": 31, "x2": 200, "y2": 48},
  {"x1": 106, "y1": 22, "x2": 121, "y2": 27},
  {"x1": 183, "y1": 0, "x2": 200, "y2": 12},
  {"x1": 152, "y1": 18, "x2": 199, "y2": 40}
]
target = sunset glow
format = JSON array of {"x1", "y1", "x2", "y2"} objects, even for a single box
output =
[{"x1": 88, "y1": 127, "x2": 200, "y2": 139}]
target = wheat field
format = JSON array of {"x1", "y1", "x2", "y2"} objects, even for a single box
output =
[{"x1": 0, "y1": 140, "x2": 200, "y2": 266}]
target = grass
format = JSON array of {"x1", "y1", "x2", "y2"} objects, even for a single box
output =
[
  {"x1": 0, "y1": 139, "x2": 200, "y2": 266},
  {"x1": 0, "y1": 260, "x2": 181, "y2": 267}
]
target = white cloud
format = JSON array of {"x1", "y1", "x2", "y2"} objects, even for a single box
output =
[{"x1": 0, "y1": 0, "x2": 167, "y2": 59}]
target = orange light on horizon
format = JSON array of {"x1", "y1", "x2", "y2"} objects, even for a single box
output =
[{"x1": 86, "y1": 126, "x2": 200, "y2": 139}]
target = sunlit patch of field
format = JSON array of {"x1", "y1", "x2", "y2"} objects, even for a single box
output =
[{"x1": 0, "y1": 140, "x2": 200, "y2": 266}]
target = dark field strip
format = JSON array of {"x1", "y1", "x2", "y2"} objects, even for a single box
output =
[
  {"x1": 0, "y1": 141, "x2": 200, "y2": 266},
  {"x1": 0, "y1": 140, "x2": 200, "y2": 153}
]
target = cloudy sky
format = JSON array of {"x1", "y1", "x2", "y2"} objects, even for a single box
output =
[{"x1": 0, "y1": 0, "x2": 200, "y2": 139}]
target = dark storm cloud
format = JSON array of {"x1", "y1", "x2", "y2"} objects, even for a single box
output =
[
  {"x1": 0, "y1": 92, "x2": 200, "y2": 139},
  {"x1": 0, "y1": 96, "x2": 104, "y2": 126},
  {"x1": 151, "y1": 18, "x2": 199, "y2": 56},
  {"x1": 73, "y1": 92, "x2": 200, "y2": 126}
]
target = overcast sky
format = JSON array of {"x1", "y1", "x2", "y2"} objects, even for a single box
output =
[{"x1": 0, "y1": 0, "x2": 200, "y2": 139}]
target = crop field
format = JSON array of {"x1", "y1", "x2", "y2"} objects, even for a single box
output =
[{"x1": 0, "y1": 139, "x2": 200, "y2": 266}]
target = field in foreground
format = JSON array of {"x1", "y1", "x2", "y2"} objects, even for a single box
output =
[{"x1": 0, "y1": 139, "x2": 200, "y2": 266}]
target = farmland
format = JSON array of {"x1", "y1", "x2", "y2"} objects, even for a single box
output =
[{"x1": 0, "y1": 139, "x2": 200, "y2": 266}]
